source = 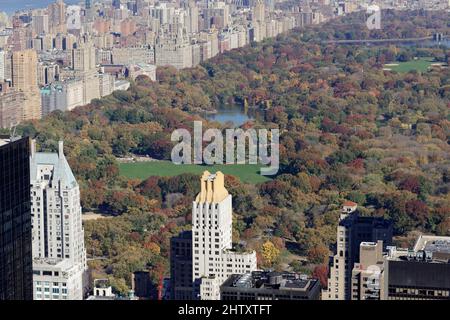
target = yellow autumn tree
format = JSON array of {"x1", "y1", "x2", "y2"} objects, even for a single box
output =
[{"x1": 261, "y1": 240, "x2": 280, "y2": 267}]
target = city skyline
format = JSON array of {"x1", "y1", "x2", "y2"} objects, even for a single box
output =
[{"x1": 0, "y1": 0, "x2": 449, "y2": 306}]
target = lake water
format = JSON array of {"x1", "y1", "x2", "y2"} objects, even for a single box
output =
[
  {"x1": 205, "y1": 108, "x2": 254, "y2": 127},
  {"x1": 0, "y1": 0, "x2": 80, "y2": 14}
]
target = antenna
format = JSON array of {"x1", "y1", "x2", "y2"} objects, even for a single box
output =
[{"x1": 10, "y1": 124, "x2": 19, "y2": 142}]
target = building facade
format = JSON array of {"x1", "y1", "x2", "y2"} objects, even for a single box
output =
[
  {"x1": 351, "y1": 241, "x2": 385, "y2": 300},
  {"x1": 322, "y1": 201, "x2": 393, "y2": 300},
  {"x1": 383, "y1": 235, "x2": 450, "y2": 300},
  {"x1": 0, "y1": 136, "x2": 33, "y2": 300},
  {"x1": 30, "y1": 140, "x2": 87, "y2": 300},
  {"x1": 40, "y1": 79, "x2": 84, "y2": 116},
  {"x1": 155, "y1": 33, "x2": 193, "y2": 70},
  {"x1": 170, "y1": 230, "x2": 193, "y2": 300},
  {"x1": 192, "y1": 171, "x2": 257, "y2": 300},
  {"x1": 0, "y1": 83, "x2": 25, "y2": 129},
  {"x1": 112, "y1": 46, "x2": 154, "y2": 65},
  {"x1": 347, "y1": 235, "x2": 450, "y2": 300},
  {"x1": 11, "y1": 49, "x2": 42, "y2": 121}
]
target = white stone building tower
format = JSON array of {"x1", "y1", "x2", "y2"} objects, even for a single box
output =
[
  {"x1": 30, "y1": 140, "x2": 87, "y2": 300},
  {"x1": 192, "y1": 171, "x2": 257, "y2": 300}
]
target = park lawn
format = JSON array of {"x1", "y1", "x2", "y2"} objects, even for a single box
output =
[
  {"x1": 388, "y1": 57, "x2": 435, "y2": 73},
  {"x1": 119, "y1": 161, "x2": 272, "y2": 184}
]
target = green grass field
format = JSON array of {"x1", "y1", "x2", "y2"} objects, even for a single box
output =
[
  {"x1": 386, "y1": 57, "x2": 435, "y2": 73},
  {"x1": 119, "y1": 161, "x2": 272, "y2": 184}
]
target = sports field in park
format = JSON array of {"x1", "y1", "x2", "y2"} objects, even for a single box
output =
[
  {"x1": 118, "y1": 161, "x2": 272, "y2": 184},
  {"x1": 384, "y1": 57, "x2": 436, "y2": 73}
]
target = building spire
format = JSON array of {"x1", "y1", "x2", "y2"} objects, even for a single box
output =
[{"x1": 58, "y1": 140, "x2": 64, "y2": 159}]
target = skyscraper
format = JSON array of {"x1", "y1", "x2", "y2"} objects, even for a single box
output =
[
  {"x1": 72, "y1": 43, "x2": 96, "y2": 72},
  {"x1": 112, "y1": 0, "x2": 121, "y2": 10},
  {"x1": 186, "y1": 1, "x2": 199, "y2": 34},
  {"x1": 85, "y1": 0, "x2": 94, "y2": 21},
  {"x1": 322, "y1": 201, "x2": 393, "y2": 300},
  {"x1": 32, "y1": 11, "x2": 49, "y2": 35},
  {"x1": 252, "y1": 0, "x2": 265, "y2": 24},
  {"x1": 192, "y1": 171, "x2": 257, "y2": 300},
  {"x1": 30, "y1": 140, "x2": 87, "y2": 300},
  {"x1": 11, "y1": 49, "x2": 42, "y2": 121},
  {"x1": 0, "y1": 82, "x2": 26, "y2": 129},
  {"x1": 48, "y1": 0, "x2": 66, "y2": 33},
  {"x1": 72, "y1": 42, "x2": 100, "y2": 104},
  {"x1": 170, "y1": 231, "x2": 193, "y2": 300},
  {"x1": 0, "y1": 136, "x2": 33, "y2": 300}
]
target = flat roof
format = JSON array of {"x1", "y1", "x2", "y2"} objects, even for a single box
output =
[
  {"x1": 414, "y1": 235, "x2": 450, "y2": 254},
  {"x1": 224, "y1": 271, "x2": 316, "y2": 291}
]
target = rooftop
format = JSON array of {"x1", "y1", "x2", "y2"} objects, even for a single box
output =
[
  {"x1": 343, "y1": 200, "x2": 357, "y2": 207},
  {"x1": 386, "y1": 235, "x2": 450, "y2": 263},
  {"x1": 414, "y1": 235, "x2": 450, "y2": 254},
  {"x1": 30, "y1": 141, "x2": 78, "y2": 188},
  {"x1": 0, "y1": 135, "x2": 23, "y2": 147},
  {"x1": 223, "y1": 271, "x2": 317, "y2": 292}
]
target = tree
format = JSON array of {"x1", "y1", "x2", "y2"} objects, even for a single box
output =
[
  {"x1": 307, "y1": 243, "x2": 329, "y2": 264},
  {"x1": 261, "y1": 241, "x2": 280, "y2": 267},
  {"x1": 312, "y1": 265, "x2": 329, "y2": 288}
]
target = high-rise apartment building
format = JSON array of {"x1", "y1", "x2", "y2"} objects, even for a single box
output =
[
  {"x1": 351, "y1": 241, "x2": 385, "y2": 300},
  {"x1": 186, "y1": 1, "x2": 199, "y2": 34},
  {"x1": 322, "y1": 201, "x2": 393, "y2": 300},
  {"x1": 11, "y1": 49, "x2": 42, "y2": 121},
  {"x1": 72, "y1": 43, "x2": 97, "y2": 72},
  {"x1": 30, "y1": 140, "x2": 87, "y2": 300},
  {"x1": 253, "y1": 0, "x2": 265, "y2": 23},
  {"x1": 72, "y1": 43, "x2": 100, "y2": 105},
  {"x1": 203, "y1": 2, "x2": 230, "y2": 29},
  {"x1": 348, "y1": 235, "x2": 450, "y2": 300},
  {"x1": 170, "y1": 231, "x2": 194, "y2": 300},
  {"x1": 192, "y1": 171, "x2": 257, "y2": 300},
  {"x1": 32, "y1": 11, "x2": 50, "y2": 35},
  {"x1": 48, "y1": 0, "x2": 66, "y2": 33},
  {"x1": 155, "y1": 33, "x2": 193, "y2": 70},
  {"x1": 40, "y1": 79, "x2": 85, "y2": 116},
  {"x1": 0, "y1": 83, "x2": 25, "y2": 129},
  {"x1": 0, "y1": 136, "x2": 33, "y2": 300}
]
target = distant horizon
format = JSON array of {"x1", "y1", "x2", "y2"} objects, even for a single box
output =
[{"x1": 0, "y1": 0, "x2": 82, "y2": 15}]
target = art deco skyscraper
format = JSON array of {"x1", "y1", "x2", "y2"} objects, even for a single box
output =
[
  {"x1": 30, "y1": 141, "x2": 87, "y2": 300},
  {"x1": 0, "y1": 136, "x2": 33, "y2": 300},
  {"x1": 192, "y1": 171, "x2": 257, "y2": 300}
]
